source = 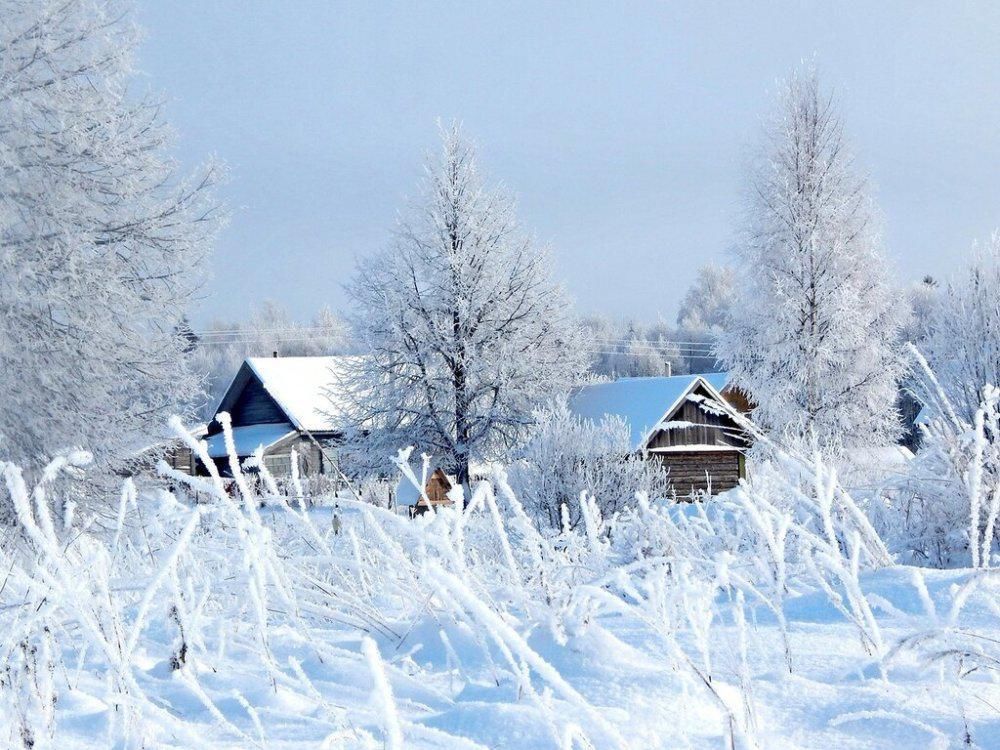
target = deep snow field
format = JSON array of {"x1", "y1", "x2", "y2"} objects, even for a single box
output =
[{"x1": 2, "y1": 451, "x2": 1000, "y2": 749}]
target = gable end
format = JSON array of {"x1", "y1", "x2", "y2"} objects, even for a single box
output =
[
  {"x1": 209, "y1": 362, "x2": 290, "y2": 434},
  {"x1": 644, "y1": 381, "x2": 747, "y2": 451}
]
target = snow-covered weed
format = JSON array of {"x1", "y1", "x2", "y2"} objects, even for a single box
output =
[
  {"x1": 0, "y1": 418, "x2": 998, "y2": 748},
  {"x1": 899, "y1": 347, "x2": 1000, "y2": 567}
]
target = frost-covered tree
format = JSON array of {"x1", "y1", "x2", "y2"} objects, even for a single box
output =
[
  {"x1": 676, "y1": 263, "x2": 736, "y2": 372},
  {"x1": 0, "y1": 0, "x2": 223, "y2": 477},
  {"x1": 509, "y1": 399, "x2": 669, "y2": 529},
  {"x1": 899, "y1": 347, "x2": 1000, "y2": 567},
  {"x1": 920, "y1": 236, "x2": 1000, "y2": 424},
  {"x1": 718, "y1": 68, "x2": 904, "y2": 453},
  {"x1": 677, "y1": 263, "x2": 736, "y2": 334},
  {"x1": 580, "y1": 315, "x2": 685, "y2": 378},
  {"x1": 343, "y1": 126, "x2": 587, "y2": 487},
  {"x1": 901, "y1": 275, "x2": 939, "y2": 346}
]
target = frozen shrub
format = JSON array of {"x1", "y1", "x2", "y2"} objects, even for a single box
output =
[
  {"x1": 508, "y1": 399, "x2": 669, "y2": 529},
  {"x1": 0, "y1": 411, "x2": 989, "y2": 748},
  {"x1": 899, "y1": 348, "x2": 1000, "y2": 567},
  {"x1": 920, "y1": 234, "x2": 1000, "y2": 426}
]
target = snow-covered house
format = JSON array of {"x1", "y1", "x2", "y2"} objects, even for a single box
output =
[
  {"x1": 199, "y1": 355, "x2": 355, "y2": 478},
  {"x1": 394, "y1": 468, "x2": 456, "y2": 516},
  {"x1": 568, "y1": 373, "x2": 750, "y2": 494}
]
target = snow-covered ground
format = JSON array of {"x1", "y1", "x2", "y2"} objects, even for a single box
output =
[{"x1": 2, "y1": 452, "x2": 1000, "y2": 749}]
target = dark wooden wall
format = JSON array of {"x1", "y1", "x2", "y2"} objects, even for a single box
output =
[
  {"x1": 208, "y1": 363, "x2": 287, "y2": 436},
  {"x1": 645, "y1": 383, "x2": 746, "y2": 451},
  {"x1": 654, "y1": 450, "x2": 743, "y2": 495},
  {"x1": 165, "y1": 443, "x2": 196, "y2": 474},
  {"x1": 228, "y1": 376, "x2": 287, "y2": 427},
  {"x1": 260, "y1": 436, "x2": 330, "y2": 477}
]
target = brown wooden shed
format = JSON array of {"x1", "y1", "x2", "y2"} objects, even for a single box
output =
[
  {"x1": 414, "y1": 468, "x2": 455, "y2": 514},
  {"x1": 568, "y1": 373, "x2": 750, "y2": 495},
  {"x1": 395, "y1": 467, "x2": 456, "y2": 516}
]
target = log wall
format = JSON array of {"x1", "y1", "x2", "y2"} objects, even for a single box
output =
[{"x1": 654, "y1": 450, "x2": 743, "y2": 495}]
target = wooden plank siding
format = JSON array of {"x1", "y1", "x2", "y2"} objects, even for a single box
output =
[
  {"x1": 258, "y1": 434, "x2": 333, "y2": 477},
  {"x1": 212, "y1": 363, "x2": 288, "y2": 428},
  {"x1": 200, "y1": 433, "x2": 340, "y2": 478},
  {"x1": 645, "y1": 383, "x2": 746, "y2": 451},
  {"x1": 652, "y1": 450, "x2": 743, "y2": 494},
  {"x1": 720, "y1": 385, "x2": 754, "y2": 415},
  {"x1": 642, "y1": 381, "x2": 748, "y2": 495},
  {"x1": 164, "y1": 443, "x2": 197, "y2": 475},
  {"x1": 412, "y1": 469, "x2": 455, "y2": 515}
]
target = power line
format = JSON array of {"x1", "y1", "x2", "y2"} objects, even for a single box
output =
[
  {"x1": 188, "y1": 326, "x2": 721, "y2": 359},
  {"x1": 591, "y1": 338, "x2": 715, "y2": 347},
  {"x1": 193, "y1": 331, "x2": 716, "y2": 346},
  {"x1": 193, "y1": 326, "x2": 344, "y2": 337}
]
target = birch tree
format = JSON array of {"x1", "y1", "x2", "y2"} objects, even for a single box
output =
[
  {"x1": 677, "y1": 263, "x2": 736, "y2": 372},
  {"x1": 718, "y1": 68, "x2": 904, "y2": 453},
  {"x1": 343, "y1": 125, "x2": 586, "y2": 487},
  {"x1": 919, "y1": 235, "x2": 1000, "y2": 424},
  {"x1": 0, "y1": 0, "x2": 223, "y2": 478}
]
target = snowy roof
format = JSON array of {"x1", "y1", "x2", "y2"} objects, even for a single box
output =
[
  {"x1": 568, "y1": 373, "x2": 732, "y2": 451},
  {"x1": 244, "y1": 356, "x2": 358, "y2": 433},
  {"x1": 204, "y1": 423, "x2": 296, "y2": 459},
  {"x1": 394, "y1": 477, "x2": 423, "y2": 507}
]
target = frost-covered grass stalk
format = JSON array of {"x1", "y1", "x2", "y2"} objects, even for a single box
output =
[
  {"x1": 904, "y1": 345, "x2": 1000, "y2": 568},
  {"x1": 0, "y1": 416, "x2": 998, "y2": 748}
]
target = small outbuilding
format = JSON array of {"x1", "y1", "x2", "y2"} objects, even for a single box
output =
[
  {"x1": 394, "y1": 468, "x2": 456, "y2": 516},
  {"x1": 568, "y1": 373, "x2": 750, "y2": 495}
]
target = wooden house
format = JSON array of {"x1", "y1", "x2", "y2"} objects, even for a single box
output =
[
  {"x1": 199, "y1": 355, "x2": 355, "y2": 478},
  {"x1": 568, "y1": 373, "x2": 750, "y2": 494},
  {"x1": 394, "y1": 468, "x2": 456, "y2": 516}
]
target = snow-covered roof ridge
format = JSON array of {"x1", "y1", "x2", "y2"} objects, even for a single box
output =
[
  {"x1": 244, "y1": 355, "x2": 360, "y2": 433},
  {"x1": 567, "y1": 372, "x2": 733, "y2": 451}
]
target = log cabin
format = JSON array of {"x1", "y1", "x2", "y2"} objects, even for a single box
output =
[{"x1": 568, "y1": 373, "x2": 750, "y2": 494}]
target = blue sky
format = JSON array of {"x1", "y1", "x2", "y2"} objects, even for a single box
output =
[{"x1": 135, "y1": 1, "x2": 1000, "y2": 326}]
